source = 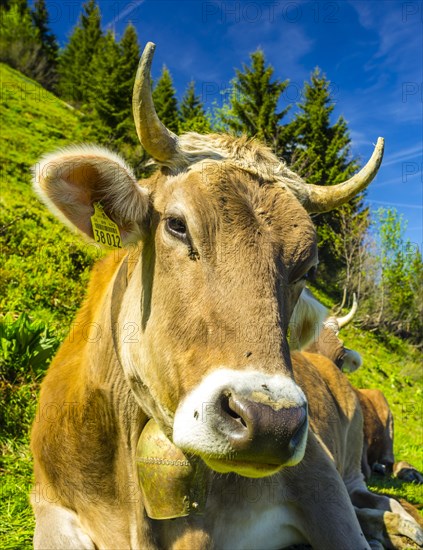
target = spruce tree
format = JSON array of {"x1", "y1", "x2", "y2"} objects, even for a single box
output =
[
  {"x1": 152, "y1": 66, "x2": 179, "y2": 134},
  {"x1": 0, "y1": 0, "x2": 28, "y2": 13},
  {"x1": 179, "y1": 81, "x2": 211, "y2": 133},
  {"x1": 0, "y1": 1, "x2": 35, "y2": 64},
  {"x1": 219, "y1": 50, "x2": 290, "y2": 152},
  {"x1": 86, "y1": 25, "x2": 140, "y2": 140},
  {"x1": 289, "y1": 68, "x2": 364, "y2": 286},
  {"x1": 86, "y1": 30, "x2": 120, "y2": 141},
  {"x1": 0, "y1": 0, "x2": 54, "y2": 88},
  {"x1": 114, "y1": 23, "x2": 140, "y2": 145},
  {"x1": 84, "y1": 24, "x2": 144, "y2": 169},
  {"x1": 31, "y1": 0, "x2": 58, "y2": 87},
  {"x1": 32, "y1": 0, "x2": 58, "y2": 59},
  {"x1": 57, "y1": 0, "x2": 102, "y2": 104}
]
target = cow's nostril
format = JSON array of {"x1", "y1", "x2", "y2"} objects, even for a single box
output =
[
  {"x1": 221, "y1": 394, "x2": 248, "y2": 428},
  {"x1": 219, "y1": 392, "x2": 308, "y2": 463}
]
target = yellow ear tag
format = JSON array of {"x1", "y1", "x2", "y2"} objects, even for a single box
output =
[{"x1": 90, "y1": 202, "x2": 122, "y2": 249}]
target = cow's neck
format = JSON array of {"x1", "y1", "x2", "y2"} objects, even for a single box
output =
[
  {"x1": 81, "y1": 253, "x2": 149, "y2": 451},
  {"x1": 112, "y1": 244, "x2": 176, "y2": 440}
]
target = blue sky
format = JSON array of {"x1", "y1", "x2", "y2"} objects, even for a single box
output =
[{"x1": 40, "y1": 0, "x2": 422, "y2": 246}]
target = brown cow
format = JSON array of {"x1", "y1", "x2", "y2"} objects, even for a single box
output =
[
  {"x1": 355, "y1": 387, "x2": 422, "y2": 485},
  {"x1": 295, "y1": 290, "x2": 422, "y2": 485},
  {"x1": 356, "y1": 388, "x2": 395, "y2": 479},
  {"x1": 30, "y1": 43, "x2": 422, "y2": 549},
  {"x1": 293, "y1": 289, "x2": 362, "y2": 372}
]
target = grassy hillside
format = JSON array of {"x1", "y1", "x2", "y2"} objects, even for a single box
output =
[
  {"x1": 1, "y1": 65, "x2": 422, "y2": 549},
  {"x1": 0, "y1": 64, "x2": 102, "y2": 327},
  {"x1": 0, "y1": 63, "x2": 100, "y2": 549}
]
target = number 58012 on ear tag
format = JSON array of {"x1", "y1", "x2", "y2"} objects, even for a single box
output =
[{"x1": 90, "y1": 203, "x2": 122, "y2": 249}]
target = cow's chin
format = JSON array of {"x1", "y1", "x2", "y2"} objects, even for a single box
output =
[{"x1": 203, "y1": 457, "x2": 283, "y2": 479}]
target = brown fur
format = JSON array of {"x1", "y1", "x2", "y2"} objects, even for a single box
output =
[
  {"x1": 354, "y1": 389, "x2": 395, "y2": 479},
  {"x1": 31, "y1": 256, "x2": 422, "y2": 549},
  {"x1": 305, "y1": 306, "x2": 422, "y2": 486},
  {"x1": 31, "y1": 136, "x2": 422, "y2": 549},
  {"x1": 304, "y1": 319, "x2": 394, "y2": 479},
  {"x1": 306, "y1": 324, "x2": 346, "y2": 367}
]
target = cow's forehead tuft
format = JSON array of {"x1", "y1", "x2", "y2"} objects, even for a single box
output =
[{"x1": 155, "y1": 132, "x2": 305, "y2": 187}]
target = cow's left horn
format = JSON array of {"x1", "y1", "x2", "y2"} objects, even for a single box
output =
[
  {"x1": 287, "y1": 138, "x2": 384, "y2": 213},
  {"x1": 133, "y1": 42, "x2": 179, "y2": 163},
  {"x1": 336, "y1": 293, "x2": 358, "y2": 329}
]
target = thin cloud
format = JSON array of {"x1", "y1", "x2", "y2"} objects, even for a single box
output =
[
  {"x1": 347, "y1": 0, "x2": 374, "y2": 29},
  {"x1": 105, "y1": 0, "x2": 145, "y2": 29},
  {"x1": 382, "y1": 145, "x2": 423, "y2": 167},
  {"x1": 366, "y1": 200, "x2": 423, "y2": 210}
]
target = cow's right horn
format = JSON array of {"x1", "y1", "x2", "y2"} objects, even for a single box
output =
[
  {"x1": 286, "y1": 138, "x2": 384, "y2": 213},
  {"x1": 133, "y1": 42, "x2": 179, "y2": 163},
  {"x1": 337, "y1": 293, "x2": 358, "y2": 329}
]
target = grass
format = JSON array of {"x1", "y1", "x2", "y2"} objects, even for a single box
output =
[
  {"x1": 0, "y1": 63, "x2": 101, "y2": 330},
  {"x1": 0, "y1": 63, "x2": 99, "y2": 549},
  {"x1": 0, "y1": 444, "x2": 34, "y2": 550},
  {"x1": 342, "y1": 324, "x2": 422, "y2": 510},
  {"x1": 1, "y1": 64, "x2": 422, "y2": 548}
]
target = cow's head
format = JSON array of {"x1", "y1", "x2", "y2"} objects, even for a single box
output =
[
  {"x1": 305, "y1": 292, "x2": 363, "y2": 372},
  {"x1": 33, "y1": 43, "x2": 382, "y2": 478}
]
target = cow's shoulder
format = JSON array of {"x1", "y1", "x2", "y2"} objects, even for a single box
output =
[
  {"x1": 31, "y1": 252, "x2": 130, "y2": 507},
  {"x1": 300, "y1": 351, "x2": 357, "y2": 407},
  {"x1": 293, "y1": 351, "x2": 363, "y2": 473},
  {"x1": 52, "y1": 251, "x2": 127, "y2": 364},
  {"x1": 38, "y1": 251, "x2": 129, "y2": 403},
  {"x1": 295, "y1": 351, "x2": 360, "y2": 434}
]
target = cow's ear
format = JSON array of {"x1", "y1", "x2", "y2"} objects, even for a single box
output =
[
  {"x1": 289, "y1": 288, "x2": 327, "y2": 350},
  {"x1": 33, "y1": 145, "x2": 150, "y2": 245}
]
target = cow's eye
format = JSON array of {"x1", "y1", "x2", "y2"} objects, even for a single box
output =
[
  {"x1": 302, "y1": 265, "x2": 317, "y2": 282},
  {"x1": 166, "y1": 217, "x2": 188, "y2": 241},
  {"x1": 292, "y1": 265, "x2": 317, "y2": 285},
  {"x1": 335, "y1": 354, "x2": 345, "y2": 369}
]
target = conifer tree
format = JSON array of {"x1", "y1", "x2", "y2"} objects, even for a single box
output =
[
  {"x1": 290, "y1": 69, "x2": 356, "y2": 184},
  {"x1": 289, "y1": 68, "x2": 364, "y2": 285},
  {"x1": 0, "y1": 0, "x2": 54, "y2": 88},
  {"x1": 179, "y1": 81, "x2": 211, "y2": 133},
  {"x1": 86, "y1": 30, "x2": 120, "y2": 141},
  {"x1": 219, "y1": 50, "x2": 290, "y2": 152},
  {"x1": 0, "y1": 1, "x2": 34, "y2": 60},
  {"x1": 31, "y1": 0, "x2": 58, "y2": 87},
  {"x1": 85, "y1": 25, "x2": 140, "y2": 141},
  {"x1": 114, "y1": 23, "x2": 140, "y2": 145},
  {"x1": 0, "y1": 0, "x2": 27, "y2": 13},
  {"x1": 57, "y1": 0, "x2": 102, "y2": 104},
  {"x1": 83, "y1": 24, "x2": 143, "y2": 168},
  {"x1": 152, "y1": 66, "x2": 179, "y2": 134}
]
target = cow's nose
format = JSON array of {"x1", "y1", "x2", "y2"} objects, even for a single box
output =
[{"x1": 220, "y1": 393, "x2": 307, "y2": 464}]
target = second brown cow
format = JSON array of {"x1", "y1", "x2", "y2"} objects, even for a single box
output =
[{"x1": 292, "y1": 289, "x2": 422, "y2": 484}]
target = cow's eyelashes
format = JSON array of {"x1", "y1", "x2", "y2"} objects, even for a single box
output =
[
  {"x1": 303, "y1": 265, "x2": 317, "y2": 282},
  {"x1": 292, "y1": 265, "x2": 317, "y2": 284},
  {"x1": 165, "y1": 217, "x2": 188, "y2": 242}
]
